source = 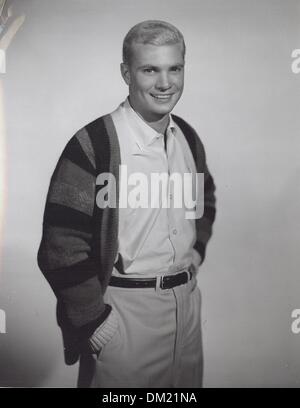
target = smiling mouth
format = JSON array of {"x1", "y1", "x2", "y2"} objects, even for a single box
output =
[{"x1": 150, "y1": 93, "x2": 174, "y2": 100}]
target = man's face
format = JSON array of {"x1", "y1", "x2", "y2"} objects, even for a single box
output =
[{"x1": 121, "y1": 42, "x2": 185, "y2": 122}]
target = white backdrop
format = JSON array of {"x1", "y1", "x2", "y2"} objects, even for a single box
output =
[{"x1": 0, "y1": 0, "x2": 300, "y2": 387}]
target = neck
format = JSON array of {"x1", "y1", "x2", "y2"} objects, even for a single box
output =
[
  {"x1": 144, "y1": 114, "x2": 170, "y2": 135},
  {"x1": 128, "y1": 100, "x2": 170, "y2": 135}
]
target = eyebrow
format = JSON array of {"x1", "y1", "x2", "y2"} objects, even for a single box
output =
[{"x1": 138, "y1": 63, "x2": 185, "y2": 70}]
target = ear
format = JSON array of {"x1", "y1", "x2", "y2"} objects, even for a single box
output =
[{"x1": 120, "y1": 62, "x2": 131, "y2": 85}]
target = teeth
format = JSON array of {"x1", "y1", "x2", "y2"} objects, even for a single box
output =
[{"x1": 152, "y1": 94, "x2": 172, "y2": 99}]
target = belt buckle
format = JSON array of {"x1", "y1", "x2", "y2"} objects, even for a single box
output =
[
  {"x1": 159, "y1": 270, "x2": 191, "y2": 290},
  {"x1": 160, "y1": 275, "x2": 168, "y2": 290}
]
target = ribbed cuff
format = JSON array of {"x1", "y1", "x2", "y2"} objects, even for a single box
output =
[{"x1": 88, "y1": 308, "x2": 118, "y2": 353}]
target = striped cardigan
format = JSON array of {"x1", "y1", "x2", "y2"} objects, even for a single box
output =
[{"x1": 37, "y1": 113, "x2": 216, "y2": 365}]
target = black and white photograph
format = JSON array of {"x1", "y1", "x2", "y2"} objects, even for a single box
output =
[{"x1": 0, "y1": 0, "x2": 299, "y2": 388}]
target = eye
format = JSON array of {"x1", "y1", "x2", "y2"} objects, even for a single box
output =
[
  {"x1": 170, "y1": 66, "x2": 182, "y2": 72},
  {"x1": 143, "y1": 68, "x2": 155, "y2": 74}
]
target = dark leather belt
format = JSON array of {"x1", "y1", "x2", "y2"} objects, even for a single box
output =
[{"x1": 109, "y1": 270, "x2": 193, "y2": 289}]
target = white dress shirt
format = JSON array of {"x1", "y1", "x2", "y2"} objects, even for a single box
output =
[{"x1": 110, "y1": 98, "x2": 197, "y2": 277}]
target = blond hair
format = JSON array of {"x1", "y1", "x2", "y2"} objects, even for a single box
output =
[{"x1": 122, "y1": 20, "x2": 185, "y2": 64}]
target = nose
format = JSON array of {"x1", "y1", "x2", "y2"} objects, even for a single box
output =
[{"x1": 155, "y1": 72, "x2": 171, "y2": 91}]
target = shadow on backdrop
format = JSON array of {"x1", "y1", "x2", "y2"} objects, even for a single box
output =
[{"x1": 0, "y1": 245, "x2": 58, "y2": 387}]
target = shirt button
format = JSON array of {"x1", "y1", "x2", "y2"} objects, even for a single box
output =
[{"x1": 172, "y1": 229, "x2": 177, "y2": 235}]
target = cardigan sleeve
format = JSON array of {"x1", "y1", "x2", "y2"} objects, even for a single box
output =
[
  {"x1": 194, "y1": 160, "x2": 216, "y2": 264},
  {"x1": 37, "y1": 129, "x2": 112, "y2": 362},
  {"x1": 192, "y1": 124, "x2": 216, "y2": 264},
  {"x1": 171, "y1": 114, "x2": 216, "y2": 264}
]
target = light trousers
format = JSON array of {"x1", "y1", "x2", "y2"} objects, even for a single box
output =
[{"x1": 77, "y1": 272, "x2": 203, "y2": 388}]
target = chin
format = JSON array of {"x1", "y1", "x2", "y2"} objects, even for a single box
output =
[
  {"x1": 155, "y1": 105, "x2": 175, "y2": 115},
  {"x1": 147, "y1": 108, "x2": 172, "y2": 120},
  {"x1": 150, "y1": 100, "x2": 176, "y2": 112}
]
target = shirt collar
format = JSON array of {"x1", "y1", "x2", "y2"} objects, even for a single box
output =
[{"x1": 123, "y1": 97, "x2": 176, "y2": 151}]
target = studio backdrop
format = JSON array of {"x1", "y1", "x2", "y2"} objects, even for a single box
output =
[{"x1": 0, "y1": 0, "x2": 300, "y2": 387}]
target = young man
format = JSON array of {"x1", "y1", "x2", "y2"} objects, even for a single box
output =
[{"x1": 38, "y1": 20, "x2": 216, "y2": 388}]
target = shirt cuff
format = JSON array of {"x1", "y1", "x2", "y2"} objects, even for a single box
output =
[{"x1": 88, "y1": 308, "x2": 118, "y2": 354}]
